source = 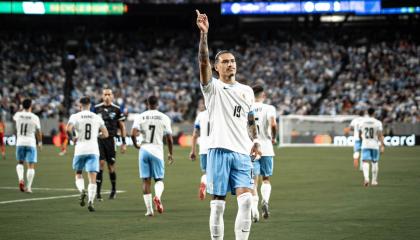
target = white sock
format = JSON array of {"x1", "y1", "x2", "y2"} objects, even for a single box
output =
[
  {"x1": 251, "y1": 194, "x2": 259, "y2": 216},
  {"x1": 87, "y1": 184, "x2": 97, "y2": 203},
  {"x1": 261, "y1": 182, "x2": 272, "y2": 203},
  {"x1": 362, "y1": 162, "x2": 370, "y2": 182},
  {"x1": 210, "y1": 200, "x2": 225, "y2": 240},
  {"x1": 154, "y1": 181, "x2": 164, "y2": 199},
  {"x1": 26, "y1": 169, "x2": 35, "y2": 190},
  {"x1": 371, "y1": 162, "x2": 379, "y2": 183},
  {"x1": 201, "y1": 174, "x2": 207, "y2": 185},
  {"x1": 16, "y1": 164, "x2": 24, "y2": 181},
  {"x1": 75, "y1": 177, "x2": 85, "y2": 193},
  {"x1": 143, "y1": 193, "x2": 154, "y2": 214},
  {"x1": 235, "y1": 192, "x2": 252, "y2": 240}
]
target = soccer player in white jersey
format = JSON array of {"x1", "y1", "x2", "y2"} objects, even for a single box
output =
[
  {"x1": 189, "y1": 105, "x2": 210, "y2": 200},
  {"x1": 13, "y1": 99, "x2": 42, "y2": 193},
  {"x1": 131, "y1": 95, "x2": 174, "y2": 216},
  {"x1": 349, "y1": 110, "x2": 365, "y2": 171},
  {"x1": 250, "y1": 85, "x2": 277, "y2": 222},
  {"x1": 196, "y1": 10, "x2": 261, "y2": 240},
  {"x1": 67, "y1": 96, "x2": 109, "y2": 212},
  {"x1": 359, "y1": 108, "x2": 385, "y2": 187}
]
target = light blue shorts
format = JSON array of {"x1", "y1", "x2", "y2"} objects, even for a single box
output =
[
  {"x1": 73, "y1": 154, "x2": 99, "y2": 172},
  {"x1": 206, "y1": 148, "x2": 254, "y2": 196},
  {"x1": 361, "y1": 148, "x2": 380, "y2": 162},
  {"x1": 252, "y1": 156, "x2": 274, "y2": 177},
  {"x1": 353, "y1": 140, "x2": 361, "y2": 152},
  {"x1": 200, "y1": 154, "x2": 207, "y2": 172},
  {"x1": 139, "y1": 148, "x2": 164, "y2": 180},
  {"x1": 16, "y1": 146, "x2": 37, "y2": 163}
]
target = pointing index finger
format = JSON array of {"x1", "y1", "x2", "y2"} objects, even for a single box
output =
[{"x1": 196, "y1": 9, "x2": 201, "y2": 16}]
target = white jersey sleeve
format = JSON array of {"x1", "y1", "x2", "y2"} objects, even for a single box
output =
[
  {"x1": 360, "y1": 117, "x2": 383, "y2": 150},
  {"x1": 350, "y1": 117, "x2": 364, "y2": 140},
  {"x1": 201, "y1": 78, "x2": 255, "y2": 155},
  {"x1": 14, "y1": 112, "x2": 40, "y2": 147}
]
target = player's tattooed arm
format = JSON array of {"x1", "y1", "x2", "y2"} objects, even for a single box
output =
[
  {"x1": 270, "y1": 116, "x2": 277, "y2": 144},
  {"x1": 196, "y1": 10, "x2": 212, "y2": 86}
]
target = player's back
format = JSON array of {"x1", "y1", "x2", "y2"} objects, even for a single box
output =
[
  {"x1": 13, "y1": 111, "x2": 40, "y2": 147},
  {"x1": 252, "y1": 102, "x2": 276, "y2": 156},
  {"x1": 201, "y1": 78, "x2": 255, "y2": 155},
  {"x1": 360, "y1": 117, "x2": 382, "y2": 150},
  {"x1": 69, "y1": 110, "x2": 104, "y2": 156},
  {"x1": 350, "y1": 116, "x2": 365, "y2": 140}
]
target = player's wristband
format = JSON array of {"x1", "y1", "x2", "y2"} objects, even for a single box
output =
[{"x1": 121, "y1": 137, "x2": 126, "y2": 144}]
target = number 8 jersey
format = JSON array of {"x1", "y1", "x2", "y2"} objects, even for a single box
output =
[
  {"x1": 13, "y1": 111, "x2": 41, "y2": 147},
  {"x1": 68, "y1": 110, "x2": 106, "y2": 156},
  {"x1": 201, "y1": 78, "x2": 255, "y2": 155},
  {"x1": 359, "y1": 117, "x2": 383, "y2": 150},
  {"x1": 131, "y1": 110, "x2": 172, "y2": 160}
]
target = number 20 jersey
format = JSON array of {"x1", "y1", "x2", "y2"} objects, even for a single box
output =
[
  {"x1": 201, "y1": 78, "x2": 255, "y2": 155},
  {"x1": 13, "y1": 111, "x2": 41, "y2": 147},
  {"x1": 359, "y1": 117, "x2": 383, "y2": 150},
  {"x1": 68, "y1": 110, "x2": 105, "y2": 156},
  {"x1": 131, "y1": 110, "x2": 172, "y2": 160}
]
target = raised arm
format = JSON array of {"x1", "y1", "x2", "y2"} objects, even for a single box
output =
[{"x1": 196, "y1": 10, "x2": 212, "y2": 86}]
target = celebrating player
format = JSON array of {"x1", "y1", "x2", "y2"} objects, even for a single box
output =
[
  {"x1": 94, "y1": 89, "x2": 127, "y2": 200},
  {"x1": 67, "y1": 96, "x2": 109, "y2": 212},
  {"x1": 189, "y1": 104, "x2": 210, "y2": 200},
  {"x1": 13, "y1": 99, "x2": 42, "y2": 193},
  {"x1": 359, "y1": 108, "x2": 385, "y2": 187},
  {"x1": 131, "y1": 95, "x2": 174, "y2": 216},
  {"x1": 196, "y1": 10, "x2": 261, "y2": 240},
  {"x1": 250, "y1": 85, "x2": 277, "y2": 222}
]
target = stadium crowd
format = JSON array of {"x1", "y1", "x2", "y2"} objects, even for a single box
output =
[{"x1": 0, "y1": 31, "x2": 418, "y2": 124}]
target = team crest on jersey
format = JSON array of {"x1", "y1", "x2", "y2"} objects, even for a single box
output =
[{"x1": 109, "y1": 112, "x2": 116, "y2": 119}]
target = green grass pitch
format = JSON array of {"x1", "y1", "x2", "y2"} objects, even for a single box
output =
[{"x1": 0, "y1": 146, "x2": 419, "y2": 240}]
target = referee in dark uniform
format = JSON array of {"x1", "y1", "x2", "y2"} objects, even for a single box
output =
[{"x1": 94, "y1": 89, "x2": 127, "y2": 200}]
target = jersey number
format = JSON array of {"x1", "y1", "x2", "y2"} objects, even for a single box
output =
[
  {"x1": 85, "y1": 123, "x2": 91, "y2": 140},
  {"x1": 233, "y1": 105, "x2": 241, "y2": 118},
  {"x1": 20, "y1": 123, "x2": 28, "y2": 136},
  {"x1": 149, "y1": 125, "x2": 156, "y2": 143},
  {"x1": 255, "y1": 117, "x2": 260, "y2": 134},
  {"x1": 364, "y1": 127, "x2": 374, "y2": 139}
]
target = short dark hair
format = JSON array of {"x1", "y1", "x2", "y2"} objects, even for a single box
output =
[
  {"x1": 22, "y1": 99, "x2": 32, "y2": 110},
  {"x1": 358, "y1": 110, "x2": 364, "y2": 116},
  {"x1": 147, "y1": 95, "x2": 158, "y2": 107},
  {"x1": 214, "y1": 50, "x2": 233, "y2": 64},
  {"x1": 79, "y1": 96, "x2": 91, "y2": 106},
  {"x1": 252, "y1": 85, "x2": 264, "y2": 97},
  {"x1": 367, "y1": 107, "x2": 375, "y2": 116}
]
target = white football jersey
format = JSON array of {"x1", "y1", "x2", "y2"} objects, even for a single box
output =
[
  {"x1": 252, "y1": 102, "x2": 276, "y2": 156},
  {"x1": 68, "y1": 110, "x2": 106, "y2": 156},
  {"x1": 201, "y1": 78, "x2": 255, "y2": 155},
  {"x1": 13, "y1": 111, "x2": 41, "y2": 147},
  {"x1": 350, "y1": 117, "x2": 365, "y2": 140},
  {"x1": 359, "y1": 117, "x2": 383, "y2": 149},
  {"x1": 131, "y1": 110, "x2": 172, "y2": 160},
  {"x1": 194, "y1": 110, "x2": 210, "y2": 155}
]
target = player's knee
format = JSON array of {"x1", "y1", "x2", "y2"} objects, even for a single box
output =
[{"x1": 353, "y1": 152, "x2": 360, "y2": 160}]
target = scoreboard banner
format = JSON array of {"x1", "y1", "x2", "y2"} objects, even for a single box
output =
[{"x1": 0, "y1": 1, "x2": 127, "y2": 15}]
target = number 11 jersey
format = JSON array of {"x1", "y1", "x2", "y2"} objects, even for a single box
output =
[
  {"x1": 13, "y1": 111, "x2": 41, "y2": 147},
  {"x1": 68, "y1": 110, "x2": 105, "y2": 156}
]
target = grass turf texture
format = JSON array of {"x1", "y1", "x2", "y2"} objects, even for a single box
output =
[{"x1": 0, "y1": 146, "x2": 419, "y2": 240}]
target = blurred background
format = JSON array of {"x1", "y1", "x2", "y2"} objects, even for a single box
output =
[{"x1": 0, "y1": 0, "x2": 419, "y2": 147}]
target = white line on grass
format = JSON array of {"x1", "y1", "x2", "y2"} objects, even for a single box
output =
[
  {"x1": 0, "y1": 187, "x2": 77, "y2": 191},
  {"x1": 0, "y1": 190, "x2": 125, "y2": 205}
]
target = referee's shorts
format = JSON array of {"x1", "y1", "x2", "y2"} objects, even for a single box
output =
[{"x1": 99, "y1": 137, "x2": 116, "y2": 165}]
